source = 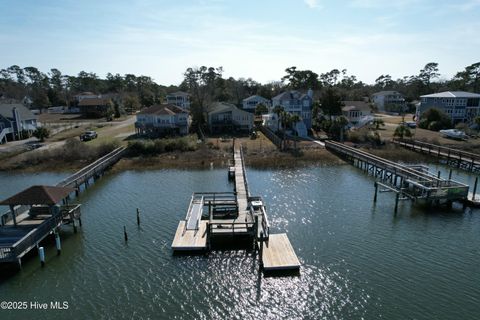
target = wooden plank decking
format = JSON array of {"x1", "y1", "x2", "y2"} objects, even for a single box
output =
[
  {"x1": 171, "y1": 220, "x2": 208, "y2": 251},
  {"x1": 262, "y1": 233, "x2": 300, "y2": 271}
]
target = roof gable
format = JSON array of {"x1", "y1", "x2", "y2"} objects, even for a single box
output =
[
  {"x1": 421, "y1": 91, "x2": 480, "y2": 98},
  {"x1": 0, "y1": 185, "x2": 75, "y2": 205},
  {"x1": 0, "y1": 103, "x2": 37, "y2": 120},
  {"x1": 139, "y1": 104, "x2": 188, "y2": 115}
]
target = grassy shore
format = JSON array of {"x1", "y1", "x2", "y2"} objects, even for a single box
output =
[
  {"x1": 0, "y1": 128, "x2": 468, "y2": 174},
  {"x1": 112, "y1": 144, "x2": 344, "y2": 172}
]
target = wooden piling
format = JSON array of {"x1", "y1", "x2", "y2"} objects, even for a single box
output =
[
  {"x1": 259, "y1": 231, "x2": 264, "y2": 269},
  {"x1": 136, "y1": 208, "x2": 140, "y2": 226},
  {"x1": 448, "y1": 169, "x2": 452, "y2": 180},
  {"x1": 55, "y1": 232, "x2": 61, "y2": 255},
  {"x1": 124, "y1": 226, "x2": 128, "y2": 242},
  {"x1": 373, "y1": 182, "x2": 378, "y2": 203},
  {"x1": 394, "y1": 193, "x2": 399, "y2": 213},
  {"x1": 473, "y1": 177, "x2": 478, "y2": 201},
  {"x1": 39, "y1": 246, "x2": 45, "y2": 267}
]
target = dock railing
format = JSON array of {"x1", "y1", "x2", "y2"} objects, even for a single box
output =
[
  {"x1": 0, "y1": 204, "x2": 81, "y2": 262},
  {"x1": 259, "y1": 126, "x2": 283, "y2": 150},
  {"x1": 393, "y1": 139, "x2": 480, "y2": 163},
  {"x1": 326, "y1": 140, "x2": 465, "y2": 188},
  {"x1": 1, "y1": 147, "x2": 124, "y2": 225},
  {"x1": 57, "y1": 146, "x2": 125, "y2": 188},
  {"x1": 239, "y1": 145, "x2": 250, "y2": 197},
  {"x1": 260, "y1": 206, "x2": 270, "y2": 239}
]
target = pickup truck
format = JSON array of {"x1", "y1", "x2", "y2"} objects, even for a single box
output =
[{"x1": 80, "y1": 130, "x2": 98, "y2": 141}]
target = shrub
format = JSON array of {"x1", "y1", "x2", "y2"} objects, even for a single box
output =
[
  {"x1": 420, "y1": 108, "x2": 451, "y2": 131},
  {"x1": 127, "y1": 136, "x2": 197, "y2": 157},
  {"x1": 33, "y1": 127, "x2": 50, "y2": 142}
]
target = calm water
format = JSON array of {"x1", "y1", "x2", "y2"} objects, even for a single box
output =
[{"x1": 0, "y1": 164, "x2": 479, "y2": 320}]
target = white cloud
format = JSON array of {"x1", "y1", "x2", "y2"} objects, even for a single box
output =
[
  {"x1": 349, "y1": 0, "x2": 419, "y2": 9},
  {"x1": 304, "y1": 0, "x2": 322, "y2": 9}
]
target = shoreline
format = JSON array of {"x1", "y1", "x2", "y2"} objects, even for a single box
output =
[{"x1": 0, "y1": 143, "x2": 436, "y2": 174}]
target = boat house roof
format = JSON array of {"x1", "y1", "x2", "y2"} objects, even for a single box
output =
[{"x1": 0, "y1": 185, "x2": 76, "y2": 205}]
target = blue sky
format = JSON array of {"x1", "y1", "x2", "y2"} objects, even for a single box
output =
[{"x1": 1, "y1": 0, "x2": 479, "y2": 85}]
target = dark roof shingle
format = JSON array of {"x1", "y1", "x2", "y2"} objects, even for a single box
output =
[
  {"x1": 139, "y1": 104, "x2": 188, "y2": 115},
  {"x1": 0, "y1": 185, "x2": 76, "y2": 205}
]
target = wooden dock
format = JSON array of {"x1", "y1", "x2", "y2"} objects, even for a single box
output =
[
  {"x1": 0, "y1": 147, "x2": 125, "y2": 267},
  {"x1": 261, "y1": 234, "x2": 300, "y2": 271},
  {"x1": 326, "y1": 140, "x2": 469, "y2": 204},
  {"x1": 171, "y1": 141, "x2": 300, "y2": 274},
  {"x1": 392, "y1": 139, "x2": 480, "y2": 173},
  {"x1": 171, "y1": 220, "x2": 208, "y2": 251}
]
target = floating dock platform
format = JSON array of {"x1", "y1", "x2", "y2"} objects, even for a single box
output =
[{"x1": 261, "y1": 233, "x2": 300, "y2": 271}]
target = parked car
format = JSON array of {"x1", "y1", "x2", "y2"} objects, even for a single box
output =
[
  {"x1": 26, "y1": 143, "x2": 44, "y2": 150},
  {"x1": 405, "y1": 121, "x2": 417, "y2": 128},
  {"x1": 400, "y1": 121, "x2": 416, "y2": 128},
  {"x1": 80, "y1": 130, "x2": 98, "y2": 141}
]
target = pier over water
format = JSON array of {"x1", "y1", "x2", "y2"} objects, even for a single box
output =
[
  {"x1": 172, "y1": 141, "x2": 300, "y2": 273},
  {"x1": 325, "y1": 140, "x2": 470, "y2": 208}
]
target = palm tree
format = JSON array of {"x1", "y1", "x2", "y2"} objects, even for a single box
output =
[
  {"x1": 290, "y1": 114, "x2": 301, "y2": 149},
  {"x1": 273, "y1": 105, "x2": 284, "y2": 133},
  {"x1": 280, "y1": 111, "x2": 291, "y2": 143}
]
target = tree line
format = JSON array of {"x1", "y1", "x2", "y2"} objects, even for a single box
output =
[{"x1": 1, "y1": 62, "x2": 479, "y2": 115}]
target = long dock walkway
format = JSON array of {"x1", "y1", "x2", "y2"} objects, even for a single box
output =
[
  {"x1": 0, "y1": 147, "x2": 125, "y2": 266},
  {"x1": 172, "y1": 141, "x2": 300, "y2": 273},
  {"x1": 392, "y1": 139, "x2": 480, "y2": 173},
  {"x1": 325, "y1": 140, "x2": 469, "y2": 203}
]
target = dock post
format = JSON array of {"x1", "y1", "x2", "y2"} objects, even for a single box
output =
[
  {"x1": 78, "y1": 217, "x2": 82, "y2": 227},
  {"x1": 136, "y1": 208, "x2": 140, "y2": 226},
  {"x1": 448, "y1": 169, "x2": 452, "y2": 181},
  {"x1": 124, "y1": 226, "x2": 128, "y2": 242},
  {"x1": 259, "y1": 231, "x2": 264, "y2": 269},
  {"x1": 394, "y1": 193, "x2": 399, "y2": 213},
  {"x1": 373, "y1": 182, "x2": 378, "y2": 203},
  {"x1": 473, "y1": 177, "x2": 478, "y2": 201},
  {"x1": 17, "y1": 258, "x2": 22, "y2": 270},
  {"x1": 72, "y1": 218, "x2": 77, "y2": 233},
  {"x1": 55, "y1": 232, "x2": 61, "y2": 255},
  {"x1": 437, "y1": 171, "x2": 441, "y2": 179},
  {"x1": 39, "y1": 246, "x2": 45, "y2": 267}
]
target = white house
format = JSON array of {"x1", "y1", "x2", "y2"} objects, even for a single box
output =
[
  {"x1": 0, "y1": 102, "x2": 38, "y2": 143},
  {"x1": 417, "y1": 91, "x2": 480, "y2": 124},
  {"x1": 269, "y1": 89, "x2": 313, "y2": 137},
  {"x1": 135, "y1": 104, "x2": 190, "y2": 136},
  {"x1": 341, "y1": 101, "x2": 372, "y2": 125},
  {"x1": 242, "y1": 95, "x2": 270, "y2": 112},
  {"x1": 207, "y1": 102, "x2": 254, "y2": 133},
  {"x1": 372, "y1": 91, "x2": 406, "y2": 113},
  {"x1": 166, "y1": 92, "x2": 191, "y2": 110}
]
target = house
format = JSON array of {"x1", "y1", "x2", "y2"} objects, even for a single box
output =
[
  {"x1": 417, "y1": 91, "x2": 480, "y2": 125},
  {"x1": 341, "y1": 101, "x2": 373, "y2": 125},
  {"x1": 74, "y1": 92, "x2": 97, "y2": 101},
  {"x1": 270, "y1": 89, "x2": 313, "y2": 137},
  {"x1": 206, "y1": 102, "x2": 254, "y2": 133},
  {"x1": 262, "y1": 113, "x2": 281, "y2": 132},
  {"x1": 0, "y1": 103, "x2": 38, "y2": 143},
  {"x1": 372, "y1": 91, "x2": 406, "y2": 113},
  {"x1": 242, "y1": 95, "x2": 270, "y2": 113},
  {"x1": 135, "y1": 104, "x2": 189, "y2": 136},
  {"x1": 77, "y1": 97, "x2": 112, "y2": 118},
  {"x1": 166, "y1": 92, "x2": 190, "y2": 110}
]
